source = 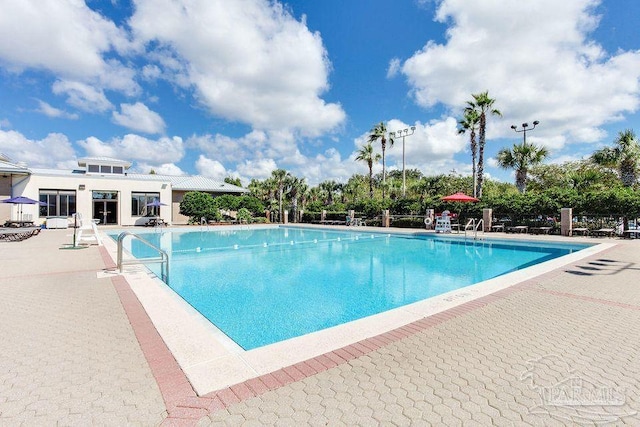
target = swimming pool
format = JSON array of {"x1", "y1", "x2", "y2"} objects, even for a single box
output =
[{"x1": 117, "y1": 226, "x2": 590, "y2": 350}]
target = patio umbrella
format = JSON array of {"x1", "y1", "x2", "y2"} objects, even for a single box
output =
[
  {"x1": 145, "y1": 198, "x2": 167, "y2": 207},
  {"x1": 440, "y1": 192, "x2": 479, "y2": 203},
  {"x1": 2, "y1": 196, "x2": 47, "y2": 221}
]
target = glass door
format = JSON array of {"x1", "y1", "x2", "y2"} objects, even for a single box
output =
[{"x1": 92, "y1": 191, "x2": 118, "y2": 225}]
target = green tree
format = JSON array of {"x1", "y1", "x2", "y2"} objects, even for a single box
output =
[
  {"x1": 179, "y1": 191, "x2": 220, "y2": 223},
  {"x1": 458, "y1": 108, "x2": 480, "y2": 197},
  {"x1": 224, "y1": 176, "x2": 242, "y2": 187},
  {"x1": 368, "y1": 122, "x2": 394, "y2": 199},
  {"x1": 496, "y1": 141, "x2": 549, "y2": 193},
  {"x1": 591, "y1": 129, "x2": 640, "y2": 187},
  {"x1": 355, "y1": 142, "x2": 381, "y2": 198},
  {"x1": 466, "y1": 91, "x2": 501, "y2": 198},
  {"x1": 318, "y1": 180, "x2": 341, "y2": 205}
]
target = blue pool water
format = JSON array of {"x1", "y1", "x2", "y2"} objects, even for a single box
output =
[{"x1": 115, "y1": 227, "x2": 590, "y2": 350}]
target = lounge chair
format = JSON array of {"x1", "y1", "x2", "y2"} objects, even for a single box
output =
[
  {"x1": 571, "y1": 227, "x2": 589, "y2": 236},
  {"x1": 592, "y1": 228, "x2": 615, "y2": 238},
  {"x1": 0, "y1": 227, "x2": 40, "y2": 242}
]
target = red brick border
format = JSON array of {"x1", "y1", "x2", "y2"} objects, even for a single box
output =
[{"x1": 99, "y1": 243, "x2": 634, "y2": 425}]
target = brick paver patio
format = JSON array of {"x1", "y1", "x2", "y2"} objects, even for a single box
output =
[{"x1": 1, "y1": 228, "x2": 639, "y2": 425}]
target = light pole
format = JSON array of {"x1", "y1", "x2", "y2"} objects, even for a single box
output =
[
  {"x1": 389, "y1": 126, "x2": 416, "y2": 197},
  {"x1": 510, "y1": 120, "x2": 540, "y2": 144}
]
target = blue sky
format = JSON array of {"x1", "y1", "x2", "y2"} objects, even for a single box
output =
[{"x1": 1, "y1": 0, "x2": 639, "y2": 186}]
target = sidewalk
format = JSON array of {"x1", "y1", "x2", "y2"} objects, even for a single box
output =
[
  {"x1": 0, "y1": 229, "x2": 166, "y2": 425},
  {"x1": 1, "y1": 228, "x2": 639, "y2": 425}
]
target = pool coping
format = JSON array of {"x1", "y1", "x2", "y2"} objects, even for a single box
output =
[{"x1": 100, "y1": 225, "x2": 614, "y2": 402}]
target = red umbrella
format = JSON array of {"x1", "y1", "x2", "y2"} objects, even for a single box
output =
[{"x1": 441, "y1": 192, "x2": 479, "y2": 203}]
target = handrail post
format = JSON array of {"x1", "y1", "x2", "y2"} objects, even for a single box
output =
[{"x1": 117, "y1": 231, "x2": 169, "y2": 283}]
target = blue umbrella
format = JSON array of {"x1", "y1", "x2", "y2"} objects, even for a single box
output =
[
  {"x1": 145, "y1": 198, "x2": 167, "y2": 208},
  {"x1": 2, "y1": 196, "x2": 47, "y2": 221}
]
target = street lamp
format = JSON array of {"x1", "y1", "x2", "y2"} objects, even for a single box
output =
[
  {"x1": 389, "y1": 126, "x2": 416, "y2": 197},
  {"x1": 510, "y1": 120, "x2": 540, "y2": 144}
]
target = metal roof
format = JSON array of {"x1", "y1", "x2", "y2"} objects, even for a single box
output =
[
  {"x1": 0, "y1": 158, "x2": 30, "y2": 175},
  {"x1": 127, "y1": 173, "x2": 248, "y2": 193}
]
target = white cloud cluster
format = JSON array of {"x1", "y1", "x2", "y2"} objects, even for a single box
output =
[
  {"x1": 129, "y1": 0, "x2": 346, "y2": 135},
  {"x1": 0, "y1": 129, "x2": 76, "y2": 169},
  {"x1": 399, "y1": 0, "x2": 640, "y2": 148},
  {"x1": 78, "y1": 134, "x2": 184, "y2": 165},
  {"x1": 112, "y1": 102, "x2": 166, "y2": 134},
  {"x1": 0, "y1": 0, "x2": 139, "y2": 106}
]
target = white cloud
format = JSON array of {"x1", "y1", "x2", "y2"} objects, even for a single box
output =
[
  {"x1": 135, "y1": 162, "x2": 186, "y2": 175},
  {"x1": 52, "y1": 80, "x2": 113, "y2": 113},
  {"x1": 35, "y1": 100, "x2": 79, "y2": 120},
  {"x1": 399, "y1": 0, "x2": 640, "y2": 149},
  {"x1": 0, "y1": 129, "x2": 76, "y2": 168},
  {"x1": 112, "y1": 102, "x2": 166, "y2": 134},
  {"x1": 387, "y1": 58, "x2": 401, "y2": 78},
  {"x1": 186, "y1": 130, "x2": 269, "y2": 163},
  {"x1": 78, "y1": 134, "x2": 184, "y2": 164},
  {"x1": 129, "y1": 0, "x2": 346, "y2": 135},
  {"x1": 235, "y1": 158, "x2": 278, "y2": 180},
  {"x1": 0, "y1": 1, "x2": 139, "y2": 98},
  {"x1": 195, "y1": 155, "x2": 228, "y2": 180}
]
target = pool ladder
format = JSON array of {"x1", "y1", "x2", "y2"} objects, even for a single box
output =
[
  {"x1": 464, "y1": 219, "x2": 485, "y2": 241},
  {"x1": 117, "y1": 231, "x2": 169, "y2": 283}
]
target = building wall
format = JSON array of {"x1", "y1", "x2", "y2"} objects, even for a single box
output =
[
  {"x1": 0, "y1": 175, "x2": 13, "y2": 223},
  {"x1": 15, "y1": 173, "x2": 172, "y2": 226},
  {"x1": 171, "y1": 191, "x2": 190, "y2": 225}
]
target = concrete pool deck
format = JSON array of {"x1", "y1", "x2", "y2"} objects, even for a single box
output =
[{"x1": 1, "y1": 226, "x2": 639, "y2": 425}]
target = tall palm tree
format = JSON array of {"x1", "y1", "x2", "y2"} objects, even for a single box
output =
[
  {"x1": 466, "y1": 91, "x2": 501, "y2": 198},
  {"x1": 287, "y1": 176, "x2": 307, "y2": 223},
  {"x1": 368, "y1": 122, "x2": 394, "y2": 199},
  {"x1": 355, "y1": 142, "x2": 382, "y2": 198},
  {"x1": 458, "y1": 109, "x2": 480, "y2": 197},
  {"x1": 270, "y1": 169, "x2": 291, "y2": 223},
  {"x1": 496, "y1": 142, "x2": 549, "y2": 193},
  {"x1": 591, "y1": 129, "x2": 640, "y2": 187}
]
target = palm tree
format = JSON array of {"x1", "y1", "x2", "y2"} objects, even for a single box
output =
[
  {"x1": 319, "y1": 180, "x2": 340, "y2": 205},
  {"x1": 466, "y1": 91, "x2": 501, "y2": 198},
  {"x1": 458, "y1": 109, "x2": 480, "y2": 197},
  {"x1": 355, "y1": 142, "x2": 382, "y2": 198},
  {"x1": 270, "y1": 169, "x2": 291, "y2": 223},
  {"x1": 591, "y1": 129, "x2": 640, "y2": 187},
  {"x1": 368, "y1": 122, "x2": 394, "y2": 199},
  {"x1": 287, "y1": 176, "x2": 307, "y2": 223},
  {"x1": 496, "y1": 142, "x2": 549, "y2": 193}
]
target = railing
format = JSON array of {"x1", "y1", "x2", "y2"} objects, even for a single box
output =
[
  {"x1": 464, "y1": 218, "x2": 484, "y2": 240},
  {"x1": 117, "y1": 231, "x2": 169, "y2": 283}
]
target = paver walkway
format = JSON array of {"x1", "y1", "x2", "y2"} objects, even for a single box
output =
[
  {"x1": 0, "y1": 229, "x2": 166, "y2": 425},
  {"x1": 1, "y1": 228, "x2": 640, "y2": 426}
]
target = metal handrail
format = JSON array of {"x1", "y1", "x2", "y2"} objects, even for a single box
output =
[
  {"x1": 117, "y1": 231, "x2": 169, "y2": 283},
  {"x1": 464, "y1": 218, "x2": 485, "y2": 240}
]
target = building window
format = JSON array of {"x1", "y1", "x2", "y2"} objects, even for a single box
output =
[
  {"x1": 100, "y1": 165, "x2": 111, "y2": 173},
  {"x1": 113, "y1": 166, "x2": 124, "y2": 174},
  {"x1": 39, "y1": 190, "x2": 76, "y2": 217},
  {"x1": 88, "y1": 164, "x2": 99, "y2": 173},
  {"x1": 131, "y1": 192, "x2": 161, "y2": 216}
]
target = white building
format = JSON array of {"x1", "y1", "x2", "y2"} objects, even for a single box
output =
[{"x1": 0, "y1": 156, "x2": 248, "y2": 226}]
